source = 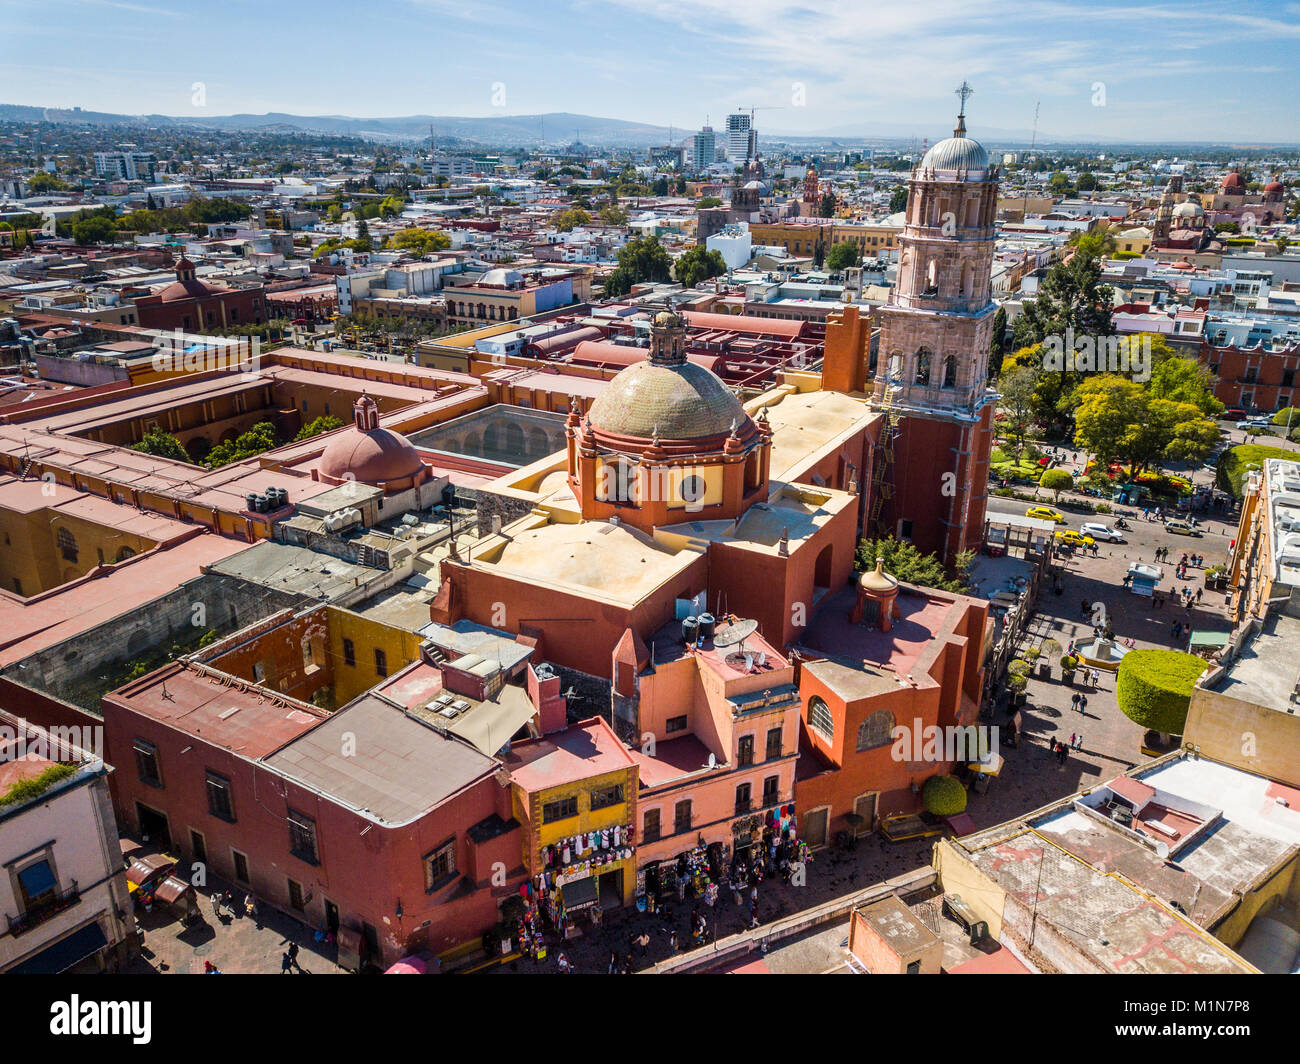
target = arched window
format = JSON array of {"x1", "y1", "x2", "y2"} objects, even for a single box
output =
[
  {"x1": 56, "y1": 527, "x2": 78, "y2": 562},
  {"x1": 599, "y1": 457, "x2": 637, "y2": 504},
  {"x1": 808, "y1": 696, "x2": 834, "y2": 742},
  {"x1": 924, "y1": 258, "x2": 938, "y2": 294},
  {"x1": 856, "y1": 709, "x2": 895, "y2": 752},
  {"x1": 942, "y1": 354, "x2": 958, "y2": 388},
  {"x1": 915, "y1": 348, "x2": 932, "y2": 385},
  {"x1": 115, "y1": 546, "x2": 136, "y2": 562}
]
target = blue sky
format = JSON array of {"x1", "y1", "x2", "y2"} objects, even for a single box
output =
[{"x1": 2, "y1": 0, "x2": 1299, "y2": 142}]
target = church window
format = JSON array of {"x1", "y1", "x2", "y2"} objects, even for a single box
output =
[
  {"x1": 808, "y1": 697, "x2": 834, "y2": 743},
  {"x1": 915, "y1": 348, "x2": 932, "y2": 386},
  {"x1": 924, "y1": 259, "x2": 938, "y2": 295},
  {"x1": 942, "y1": 355, "x2": 958, "y2": 389},
  {"x1": 856, "y1": 710, "x2": 895, "y2": 752}
]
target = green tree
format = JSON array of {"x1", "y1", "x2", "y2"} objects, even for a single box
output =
[
  {"x1": 133, "y1": 428, "x2": 191, "y2": 462},
  {"x1": 1075, "y1": 172, "x2": 1099, "y2": 192},
  {"x1": 26, "y1": 172, "x2": 71, "y2": 193},
  {"x1": 888, "y1": 186, "x2": 908, "y2": 214},
  {"x1": 988, "y1": 305, "x2": 1008, "y2": 378},
  {"x1": 818, "y1": 190, "x2": 836, "y2": 217},
  {"x1": 295, "y1": 415, "x2": 345, "y2": 441},
  {"x1": 854, "y1": 537, "x2": 972, "y2": 593},
  {"x1": 604, "y1": 234, "x2": 673, "y2": 297},
  {"x1": 386, "y1": 227, "x2": 451, "y2": 257},
  {"x1": 1040, "y1": 467, "x2": 1074, "y2": 503},
  {"x1": 598, "y1": 204, "x2": 629, "y2": 226},
  {"x1": 1047, "y1": 172, "x2": 1072, "y2": 195},
  {"x1": 1073, "y1": 376, "x2": 1219, "y2": 474},
  {"x1": 825, "y1": 241, "x2": 859, "y2": 273},
  {"x1": 70, "y1": 214, "x2": 117, "y2": 244},
  {"x1": 921, "y1": 775, "x2": 967, "y2": 816},
  {"x1": 697, "y1": 196, "x2": 723, "y2": 209},
  {"x1": 205, "y1": 421, "x2": 280, "y2": 467},
  {"x1": 554, "y1": 207, "x2": 591, "y2": 232},
  {"x1": 997, "y1": 363, "x2": 1039, "y2": 459},
  {"x1": 1116, "y1": 650, "x2": 1205, "y2": 736},
  {"x1": 674, "y1": 245, "x2": 728, "y2": 289},
  {"x1": 1146, "y1": 347, "x2": 1224, "y2": 417}
]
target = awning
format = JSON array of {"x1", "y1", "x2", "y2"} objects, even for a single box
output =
[
  {"x1": 1188, "y1": 630, "x2": 1230, "y2": 649},
  {"x1": 970, "y1": 751, "x2": 1005, "y2": 778},
  {"x1": 561, "y1": 874, "x2": 599, "y2": 911},
  {"x1": 152, "y1": 876, "x2": 192, "y2": 905},
  {"x1": 7, "y1": 921, "x2": 108, "y2": 975}
]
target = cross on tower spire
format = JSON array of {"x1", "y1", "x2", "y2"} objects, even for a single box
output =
[{"x1": 953, "y1": 80, "x2": 973, "y2": 137}]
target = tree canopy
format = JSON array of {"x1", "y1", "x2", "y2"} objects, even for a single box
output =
[
  {"x1": 674, "y1": 245, "x2": 727, "y2": 289},
  {"x1": 132, "y1": 428, "x2": 191, "y2": 463},
  {"x1": 854, "y1": 536, "x2": 972, "y2": 593},
  {"x1": 825, "y1": 240, "x2": 859, "y2": 273},
  {"x1": 603, "y1": 234, "x2": 673, "y2": 297}
]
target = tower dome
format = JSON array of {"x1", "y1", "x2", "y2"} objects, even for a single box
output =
[{"x1": 317, "y1": 394, "x2": 427, "y2": 491}]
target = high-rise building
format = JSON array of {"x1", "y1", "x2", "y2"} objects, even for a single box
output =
[
  {"x1": 93, "y1": 150, "x2": 156, "y2": 183},
  {"x1": 725, "y1": 113, "x2": 755, "y2": 163},
  {"x1": 691, "y1": 126, "x2": 716, "y2": 173},
  {"x1": 868, "y1": 88, "x2": 999, "y2": 562}
]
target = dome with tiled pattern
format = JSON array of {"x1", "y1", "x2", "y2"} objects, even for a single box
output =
[{"x1": 588, "y1": 360, "x2": 747, "y2": 441}]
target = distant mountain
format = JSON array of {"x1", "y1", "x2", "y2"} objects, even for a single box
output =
[
  {"x1": 0, "y1": 105, "x2": 679, "y2": 147},
  {"x1": 0, "y1": 104, "x2": 1290, "y2": 150}
]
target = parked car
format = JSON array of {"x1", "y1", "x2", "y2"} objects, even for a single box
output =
[
  {"x1": 1081, "y1": 522, "x2": 1124, "y2": 542},
  {"x1": 1244, "y1": 416, "x2": 1273, "y2": 430},
  {"x1": 1055, "y1": 529, "x2": 1096, "y2": 548},
  {"x1": 1222, "y1": 409, "x2": 1248, "y2": 421},
  {"x1": 1026, "y1": 505, "x2": 1066, "y2": 524},
  {"x1": 1165, "y1": 519, "x2": 1203, "y2": 537}
]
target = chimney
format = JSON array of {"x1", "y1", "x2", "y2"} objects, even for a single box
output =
[{"x1": 528, "y1": 662, "x2": 567, "y2": 734}]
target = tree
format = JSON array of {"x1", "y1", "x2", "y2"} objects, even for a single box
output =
[
  {"x1": 697, "y1": 196, "x2": 722, "y2": 209},
  {"x1": 386, "y1": 227, "x2": 451, "y2": 257},
  {"x1": 1076, "y1": 172, "x2": 1099, "y2": 192},
  {"x1": 133, "y1": 428, "x2": 190, "y2": 462},
  {"x1": 921, "y1": 775, "x2": 967, "y2": 816},
  {"x1": 605, "y1": 234, "x2": 672, "y2": 296},
  {"x1": 1146, "y1": 349, "x2": 1224, "y2": 417},
  {"x1": 825, "y1": 241, "x2": 859, "y2": 273},
  {"x1": 295, "y1": 415, "x2": 344, "y2": 441},
  {"x1": 888, "y1": 186, "x2": 908, "y2": 214},
  {"x1": 554, "y1": 207, "x2": 590, "y2": 232},
  {"x1": 818, "y1": 190, "x2": 836, "y2": 218},
  {"x1": 1047, "y1": 172, "x2": 1072, "y2": 195},
  {"x1": 1068, "y1": 226, "x2": 1116, "y2": 259},
  {"x1": 997, "y1": 363, "x2": 1039, "y2": 458},
  {"x1": 1040, "y1": 468, "x2": 1074, "y2": 503},
  {"x1": 854, "y1": 537, "x2": 972, "y2": 593},
  {"x1": 598, "y1": 204, "x2": 629, "y2": 226},
  {"x1": 70, "y1": 214, "x2": 117, "y2": 244},
  {"x1": 26, "y1": 172, "x2": 71, "y2": 193},
  {"x1": 674, "y1": 245, "x2": 727, "y2": 289},
  {"x1": 205, "y1": 421, "x2": 280, "y2": 467},
  {"x1": 988, "y1": 305, "x2": 1008, "y2": 378},
  {"x1": 1073, "y1": 376, "x2": 1219, "y2": 474},
  {"x1": 1116, "y1": 650, "x2": 1205, "y2": 736}
]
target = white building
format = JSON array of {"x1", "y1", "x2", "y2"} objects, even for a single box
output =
[
  {"x1": 0, "y1": 715, "x2": 135, "y2": 973},
  {"x1": 94, "y1": 151, "x2": 156, "y2": 183},
  {"x1": 725, "y1": 113, "x2": 755, "y2": 163},
  {"x1": 706, "y1": 222, "x2": 752, "y2": 271}
]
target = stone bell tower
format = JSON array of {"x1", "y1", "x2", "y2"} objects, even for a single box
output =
[{"x1": 869, "y1": 82, "x2": 1000, "y2": 562}]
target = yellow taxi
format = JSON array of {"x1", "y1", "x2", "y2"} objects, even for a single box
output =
[
  {"x1": 1026, "y1": 506, "x2": 1066, "y2": 524},
  {"x1": 1054, "y1": 529, "x2": 1096, "y2": 548}
]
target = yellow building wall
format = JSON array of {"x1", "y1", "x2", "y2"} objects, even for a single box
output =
[
  {"x1": 1210, "y1": 852, "x2": 1300, "y2": 948},
  {"x1": 325, "y1": 606, "x2": 424, "y2": 706},
  {"x1": 0, "y1": 505, "x2": 159, "y2": 596},
  {"x1": 521, "y1": 767, "x2": 638, "y2": 906},
  {"x1": 1185, "y1": 692, "x2": 1300, "y2": 789},
  {"x1": 932, "y1": 838, "x2": 1007, "y2": 941}
]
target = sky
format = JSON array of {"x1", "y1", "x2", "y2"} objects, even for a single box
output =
[{"x1": 2, "y1": 0, "x2": 1299, "y2": 144}]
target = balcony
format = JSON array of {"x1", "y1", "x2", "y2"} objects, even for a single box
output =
[{"x1": 6, "y1": 883, "x2": 81, "y2": 937}]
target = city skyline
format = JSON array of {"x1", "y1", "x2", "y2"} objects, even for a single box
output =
[{"x1": 2, "y1": 0, "x2": 1300, "y2": 143}]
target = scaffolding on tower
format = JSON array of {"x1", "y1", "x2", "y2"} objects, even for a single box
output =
[{"x1": 868, "y1": 371, "x2": 903, "y2": 539}]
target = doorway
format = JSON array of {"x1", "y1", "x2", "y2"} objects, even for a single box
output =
[
  {"x1": 323, "y1": 899, "x2": 340, "y2": 936},
  {"x1": 597, "y1": 869, "x2": 623, "y2": 910},
  {"x1": 853, "y1": 794, "x2": 878, "y2": 838},
  {"x1": 189, "y1": 829, "x2": 207, "y2": 864},
  {"x1": 136, "y1": 802, "x2": 171, "y2": 850}
]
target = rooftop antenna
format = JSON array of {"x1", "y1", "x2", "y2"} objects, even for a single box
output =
[{"x1": 1021, "y1": 99, "x2": 1041, "y2": 220}]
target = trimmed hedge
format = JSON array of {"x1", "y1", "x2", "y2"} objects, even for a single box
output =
[
  {"x1": 922, "y1": 774, "x2": 967, "y2": 817},
  {"x1": 1115, "y1": 649, "x2": 1206, "y2": 736},
  {"x1": 1216, "y1": 444, "x2": 1293, "y2": 500}
]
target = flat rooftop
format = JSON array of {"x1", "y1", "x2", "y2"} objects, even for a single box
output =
[
  {"x1": 264, "y1": 693, "x2": 499, "y2": 825},
  {"x1": 206, "y1": 541, "x2": 381, "y2": 601},
  {"x1": 504, "y1": 716, "x2": 635, "y2": 793},
  {"x1": 475, "y1": 517, "x2": 700, "y2": 606},
  {"x1": 760, "y1": 389, "x2": 879, "y2": 484},
  {"x1": 1207, "y1": 611, "x2": 1300, "y2": 714},
  {"x1": 798, "y1": 586, "x2": 961, "y2": 685},
  {"x1": 111, "y1": 662, "x2": 325, "y2": 759}
]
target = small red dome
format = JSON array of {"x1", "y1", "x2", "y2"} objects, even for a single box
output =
[
  {"x1": 1220, "y1": 171, "x2": 1245, "y2": 193},
  {"x1": 318, "y1": 427, "x2": 424, "y2": 487}
]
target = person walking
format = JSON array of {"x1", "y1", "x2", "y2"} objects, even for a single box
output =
[
  {"x1": 1079, "y1": 693, "x2": 1088, "y2": 715},
  {"x1": 635, "y1": 931, "x2": 650, "y2": 958},
  {"x1": 1069, "y1": 732, "x2": 1076, "y2": 749},
  {"x1": 1074, "y1": 734, "x2": 1084, "y2": 751},
  {"x1": 287, "y1": 941, "x2": 302, "y2": 973},
  {"x1": 668, "y1": 929, "x2": 678, "y2": 953},
  {"x1": 280, "y1": 951, "x2": 293, "y2": 974}
]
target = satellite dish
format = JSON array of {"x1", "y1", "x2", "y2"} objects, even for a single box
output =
[{"x1": 1154, "y1": 841, "x2": 1170, "y2": 860}]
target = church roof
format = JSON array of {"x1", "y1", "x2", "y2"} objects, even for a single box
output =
[{"x1": 587, "y1": 359, "x2": 749, "y2": 442}]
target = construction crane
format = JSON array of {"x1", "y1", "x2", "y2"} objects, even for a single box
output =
[{"x1": 1020, "y1": 100, "x2": 1040, "y2": 220}]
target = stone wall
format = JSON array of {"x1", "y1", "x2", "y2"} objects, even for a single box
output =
[{"x1": 13, "y1": 573, "x2": 305, "y2": 713}]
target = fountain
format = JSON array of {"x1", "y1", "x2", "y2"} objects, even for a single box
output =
[{"x1": 1075, "y1": 636, "x2": 1129, "y2": 672}]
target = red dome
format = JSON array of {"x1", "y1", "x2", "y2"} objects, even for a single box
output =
[
  {"x1": 318, "y1": 426, "x2": 425, "y2": 488},
  {"x1": 1220, "y1": 171, "x2": 1245, "y2": 193},
  {"x1": 1265, "y1": 179, "x2": 1284, "y2": 195}
]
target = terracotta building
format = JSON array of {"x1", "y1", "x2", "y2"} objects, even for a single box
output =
[{"x1": 133, "y1": 258, "x2": 267, "y2": 332}]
